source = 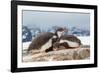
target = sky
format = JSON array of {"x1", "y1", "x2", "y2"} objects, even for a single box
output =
[{"x1": 22, "y1": 10, "x2": 90, "y2": 30}]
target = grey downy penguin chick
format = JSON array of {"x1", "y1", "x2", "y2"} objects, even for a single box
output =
[
  {"x1": 53, "y1": 35, "x2": 82, "y2": 51},
  {"x1": 27, "y1": 27, "x2": 67, "y2": 53}
]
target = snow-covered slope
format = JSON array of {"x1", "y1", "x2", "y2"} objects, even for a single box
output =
[
  {"x1": 78, "y1": 36, "x2": 90, "y2": 45},
  {"x1": 23, "y1": 42, "x2": 31, "y2": 50}
]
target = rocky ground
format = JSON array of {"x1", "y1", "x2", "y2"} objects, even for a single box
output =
[{"x1": 22, "y1": 46, "x2": 90, "y2": 62}]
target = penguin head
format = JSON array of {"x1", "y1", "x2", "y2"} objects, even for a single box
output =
[{"x1": 56, "y1": 27, "x2": 68, "y2": 38}]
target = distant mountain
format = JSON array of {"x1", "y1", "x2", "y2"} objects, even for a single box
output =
[
  {"x1": 22, "y1": 26, "x2": 32, "y2": 42},
  {"x1": 67, "y1": 27, "x2": 90, "y2": 36}
]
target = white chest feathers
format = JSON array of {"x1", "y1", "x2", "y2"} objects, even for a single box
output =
[
  {"x1": 59, "y1": 40, "x2": 79, "y2": 47},
  {"x1": 40, "y1": 38, "x2": 52, "y2": 52},
  {"x1": 52, "y1": 35, "x2": 57, "y2": 39},
  {"x1": 57, "y1": 31, "x2": 63, "y2": 38}
]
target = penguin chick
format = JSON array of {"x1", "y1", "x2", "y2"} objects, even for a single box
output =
[{"x1": 53, "y1": 35, "x2": 82, "y2": 51}]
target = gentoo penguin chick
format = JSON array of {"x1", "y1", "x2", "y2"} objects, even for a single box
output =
[
  {"x1": 27, "y1": 27, "x2": 67, "y2": 53},
  {"x1": 53, "y1": 35, "x2": 82, "y2": 50}
]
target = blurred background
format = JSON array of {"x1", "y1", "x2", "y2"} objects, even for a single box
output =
[{"x1": 22, "y1": 10, "x2": 90, "y2": 42}]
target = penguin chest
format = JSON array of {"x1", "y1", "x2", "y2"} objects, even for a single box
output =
[
  {"x1": 59, "y1": 40, "x2": 79, "y2": 48},
  {"x1": 40, "y1": 38, "x2": 52, "y2": 52}
]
